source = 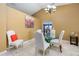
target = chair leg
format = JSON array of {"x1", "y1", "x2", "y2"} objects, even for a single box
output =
[
  {"x1": 50, "y1": 43, "x2": 53, "y2": 47},
  {"x1": 14, "y1": 46, "x2": 18, "y2": 49},
  {"x1": 59, "y1": 45, "x2": 62, "y2": 53},
  {"x1": 35, "y1": 48, "x2": 38, "y2": 56},
  {"x1": 43, "y1": 50, "x2": 45, "y2": 56},
  {"x1": 49, "y1": 43, "x2": 52, "y2": 48}
]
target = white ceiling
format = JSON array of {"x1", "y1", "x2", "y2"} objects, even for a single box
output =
[{"x1": 7, "y1": 3, "x2": 70, "y2": 15}]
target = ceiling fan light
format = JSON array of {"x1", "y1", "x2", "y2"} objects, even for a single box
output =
[
  {"x1": 44, "y1": 8, "x2": 47, "y2": 11},
  {"x1": 45, "y1": 10, "x2": 49, "y2": 12},
  {"x1": 44, "y1": 8, "x2": 49, "y2": 11},
  {"x1": 52, "y1": 5, "x2": 56, "y2": 9},
  {"x1": 53, "y1": 9, "x2": 56, "y2": 11},
  {"x1": 44, "y1": 3, "x2": 56, "y2": 14},
  {"x1": 47, "y1": 5, "x2": 52, "y2": 8}
]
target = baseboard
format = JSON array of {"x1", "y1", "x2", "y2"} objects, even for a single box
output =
[
  {"x1": 0, "y1": 50, "x2": 7, "y2": 55},
  {"x1": 0, "y1": 38, "x2": 34, "y2": 55}
]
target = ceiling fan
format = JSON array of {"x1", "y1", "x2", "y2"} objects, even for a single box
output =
[{"x1": 44, "y1": 3, "x2": 56, "y2": 14}]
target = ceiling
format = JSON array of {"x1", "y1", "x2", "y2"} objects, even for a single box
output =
[{"x1": 7, "y1": 3, "x2": 70, "y2": 15}]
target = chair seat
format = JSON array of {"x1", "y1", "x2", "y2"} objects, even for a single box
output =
[
  {"x1": 50, "y1": 39, "x2": 59, "y2": 44},
  {"x1": 11, "y1": 39, "x2": 23, "y2": 47}
]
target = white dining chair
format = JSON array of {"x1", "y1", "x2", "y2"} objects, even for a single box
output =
[
  {"x1": 50, "y1": 29, "x2": 56, "y2": 38},
  {"x1": 35, "y1": 29, "x2": 50, "y2": 55},
  {"x1": 50, "y1": 30, "x2": 65, "y2": 52}
]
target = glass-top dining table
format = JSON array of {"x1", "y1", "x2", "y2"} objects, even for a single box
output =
[{"x1": 45, "y1": 35, "x2": 52, "y2": 43}]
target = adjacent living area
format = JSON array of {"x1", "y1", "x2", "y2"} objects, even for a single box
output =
[{"x1": 0, "y1": 3, "x2": 79, "y2": 56}]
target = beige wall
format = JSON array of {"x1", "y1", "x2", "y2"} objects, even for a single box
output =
[
  {"x1": 34, "y1": 17, "x2": 41, "y2": 31},
  {"x1": 0, "y1": 4, "x2": 7, "y2": 52},
  {"x1": 7, "y1": 7, "x2": 34, "y2": 41},
  {"x1": 0, "y1": 4, "x2": 41, "y2": 52},
  {"x1": 7, "y1": 7, "x2": 41, "y2": 40},
  {"x1": 33, "y1": 3, "x2": 79, "y2": 40}
]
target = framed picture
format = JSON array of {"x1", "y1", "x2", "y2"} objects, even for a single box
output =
[{"x1": 25, "y1": 16, "x2": 34, "y2": 28}]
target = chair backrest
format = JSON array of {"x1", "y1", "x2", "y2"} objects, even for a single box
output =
[
  {"x1": 51, "y1": 29, "x2": 56, "y2": 38},
  {"x1": 59, "y1": 30, "x2": 65, "y2": 43},
  {"x1": 6, "y1": 30, "x2": 16, "y2": 45},
  {"x1": 35, "y1": 29, "x2": 44, "y2": 50}
]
